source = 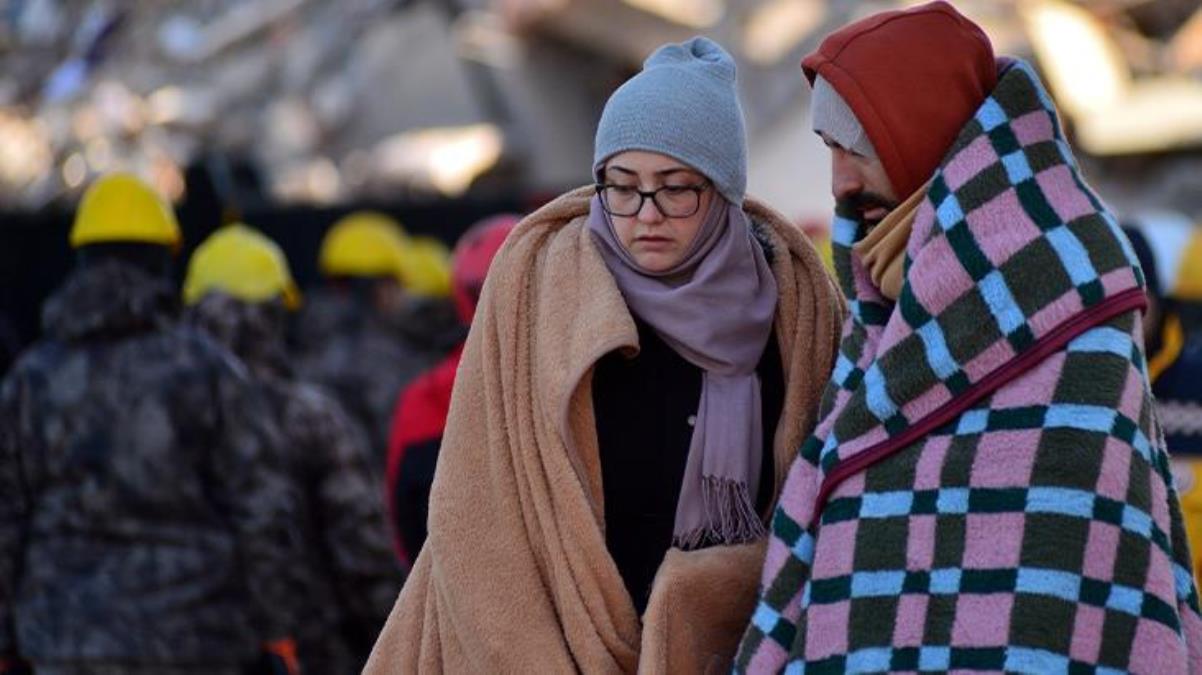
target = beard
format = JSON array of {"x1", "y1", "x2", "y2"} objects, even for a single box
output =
[{"x1": 836, "y1": 191, "x2": 899, "y2": 230}]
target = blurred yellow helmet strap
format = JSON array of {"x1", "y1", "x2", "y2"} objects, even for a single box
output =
[
  {"x1": 70, "y1": 173, "x2": 182, "y2": 251},
  {"x1": 1175, "y1": 230, "x2": 1202, "y2": 302},
  {"x1": 319, "y1": 212, "x2": 409, "y2": 281},
  {"x1": 1148, "y1": 313, "x2": 1185, "y2": 384},
  {"x1": 183, "y1": 224, "x2": 302, "y2": 310},
  {"x1": 401, "y1": 236, "x2": 453, "y2": 298}
]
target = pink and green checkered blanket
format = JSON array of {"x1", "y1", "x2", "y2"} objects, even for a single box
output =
[{"x1": 736, "y1": 61, "x2": 1202, "y2": 673}]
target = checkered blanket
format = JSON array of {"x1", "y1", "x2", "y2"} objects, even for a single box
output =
[{"x1": 736, "y1": 61, "x2": 1202, "y2": 673}]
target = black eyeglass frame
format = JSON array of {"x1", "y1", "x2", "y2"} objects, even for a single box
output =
[{"x1": 593, "y1": 181, "x2": 712, "y2": 218}]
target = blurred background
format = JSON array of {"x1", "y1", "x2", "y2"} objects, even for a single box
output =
[{"x1": 2, "y1": 0, "x2": 1201, "y2": 362}]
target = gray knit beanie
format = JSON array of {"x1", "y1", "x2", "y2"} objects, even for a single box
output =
[
  {"x1": 593, "y1": 37, "x2": 747, "y2": 206},
  {"x1": 811, "y1": 75, "x2": 877, "y2": 158}
]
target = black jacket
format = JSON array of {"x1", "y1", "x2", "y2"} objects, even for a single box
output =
[{"x1": 0, "y1": 262, "x2": 299, "y2": 667}]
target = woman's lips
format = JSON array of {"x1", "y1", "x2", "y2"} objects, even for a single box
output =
[{"x1": 635, "y1": 236, "x2": 673, "y2": 249}]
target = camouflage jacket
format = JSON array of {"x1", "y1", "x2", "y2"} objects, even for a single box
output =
[
  {"x1": 0, "y1": 261, "x2": 300, "y2": 667},
  {"x1": 190, "y1": 295, "x2": 402, "y2": 673},
  {"x1": 294, "y1": 290, "x2": 458, "y2": 470}
]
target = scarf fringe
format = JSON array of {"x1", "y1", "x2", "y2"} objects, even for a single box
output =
[{"x1": 673, "y1": 477, "x2": 767, "y2": 551}]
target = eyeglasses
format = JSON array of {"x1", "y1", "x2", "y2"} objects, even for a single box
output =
[{"x1": 595, "y1": 181, "x2": 710, "y2": 218}]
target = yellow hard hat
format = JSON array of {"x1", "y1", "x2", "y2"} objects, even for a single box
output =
[
  {"x1": 71, "y1": 172, "x2": 181, "y2": 251},
  {"x1": 1173, "y1": 229, "x2": 1202, "y2": 302},
  {"x1": 183, "y1": 224, "x2": 302, "y2": 310},
  {"x1": 399, "y1": 236, "x2": 453, "y2": 298},
  {"x1": 318, "y1": 211, "x2": 410, "y2": 282}
]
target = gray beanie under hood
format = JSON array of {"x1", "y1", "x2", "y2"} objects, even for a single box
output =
[{"x1": 811, "y1": 75, "x2": 877, "y2": 158}]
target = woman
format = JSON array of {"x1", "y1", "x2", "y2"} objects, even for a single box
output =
[{"x1": 365, "y1": 37, "x2": 844, "y2": 673}]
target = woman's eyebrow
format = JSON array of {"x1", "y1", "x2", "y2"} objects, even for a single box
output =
[
  {"x1": 604, "y1": 166, "x2": 638, "y2": 177},
  {"x1": 604, "y1": 165, "x2": 698, "y2": 179},
  {"x1": 655, "y1": 168, "x2": 698, "y2": 178}
]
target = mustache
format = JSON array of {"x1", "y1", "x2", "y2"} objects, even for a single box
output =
[{"x1": 835, "y1": 192, "x2": 898, "y2": 222}]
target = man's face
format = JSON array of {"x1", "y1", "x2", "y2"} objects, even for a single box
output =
[
  {"x1": 372, "y1": 277, "x2": 408, "y2": 316},
  {"x1": 821, "y1": 132, "x2": 899, "y2": 229}
]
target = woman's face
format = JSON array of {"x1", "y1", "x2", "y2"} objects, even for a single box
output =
[{"x1": 600, "y1": 151, "x2": 714, "y2": 273}]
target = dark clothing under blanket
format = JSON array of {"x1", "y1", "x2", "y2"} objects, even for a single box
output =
[{"x1": 592, "y1": 315, "x2": 783, "y2": 614}]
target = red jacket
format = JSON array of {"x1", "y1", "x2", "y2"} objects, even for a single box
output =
[{"x1": 385, "y1": 345, "x2": 463, "y2": 564}]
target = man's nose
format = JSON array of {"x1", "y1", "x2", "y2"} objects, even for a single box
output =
[{"x1": 831, "y1": 150, "x2": 863, "y2": 202}]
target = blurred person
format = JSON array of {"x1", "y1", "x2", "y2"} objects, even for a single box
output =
[
  {"x1": 1119, "y1": 225, "x2": 1165, "y2": 353},
  {"x1": 1125, "y1": 217, "x2": 1202, "y2": 583},
  {"x1": 736, "y1": 3, "x2": 1202, "y2": 672},
  {"x1": 365, "y1": 37, "x2": 844, "y2": 672},
  {"x1": 181, "y1": 224, "x2": 399, "y2": 672},
  {"x1": 385, "y1": 213, "x2": 520, "y2": 565},
  {"x1": 391, "y1": 236, "x2": 463, "y2": 360},
  {"x1": 183, "y1": 224, "x2": 403, "y2": 675},
  {"x1": 0, "y1": 174, "x2": 301, "y2": 675},
  {"x1": 295, "y1": 213, "x2": 458, "y2": 472},
  {"x1": 1128, "y1": 218, "x2": 1202, "y2": 455}
]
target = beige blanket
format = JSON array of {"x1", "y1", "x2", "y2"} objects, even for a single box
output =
[{"x1": 364, "y1": 187, "x2": 845, "y2": 674}]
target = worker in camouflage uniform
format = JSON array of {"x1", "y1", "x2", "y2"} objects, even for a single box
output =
[
  {"x1": 184, "y1": 224, "x2": 402, "y2": 674},
  {"x1": 0, "y1": 174, "x2": 301, "y2": 675},
  {"x1": 295, "y1": 212, "x2": 459, "y2": 471}
]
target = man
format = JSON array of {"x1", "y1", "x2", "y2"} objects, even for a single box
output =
[
  {"x1": 737, "y1": 3, "x2": 1202, "y2": 672},
  {"x1": 182, "y1": 223, "x2": 399, "y2": 667},
  {"x1": 295, "y1": 212, "x2": 459, "y2": 471},
  {"x1": 385, "y1": 213, "x2": 519, "y2": 565},
  {"x1": 184, "y1": 224, "x2": 402, "y2": 673},
  {"x1": 0, "y1": 174, "x2": 300, "y2": 674}
]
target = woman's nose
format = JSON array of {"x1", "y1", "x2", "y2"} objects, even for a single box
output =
[{"x1": 636, "y1": 192, "x2": 666, "y2": 224}]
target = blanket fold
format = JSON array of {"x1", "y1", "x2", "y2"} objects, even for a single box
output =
[
  {"x1": 364, "y1": 187, "x2": 845, "y2": 673},
  {"x1": 737, "y1": 60, "x2": 1202, "y2": 673}
]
